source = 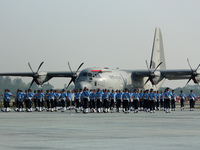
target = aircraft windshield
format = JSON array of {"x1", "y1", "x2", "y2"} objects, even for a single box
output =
[
  {"x1": 88, "y1": 73, "x2": 92, "y2": 77},
  {"x1": 82, "y1": 72, "x2": 87, "y2": 76},
  {"x1": 79, "y1": 72, "x2": 101, "y2": 78}
]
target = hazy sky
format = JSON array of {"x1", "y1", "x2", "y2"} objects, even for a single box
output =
[{"x1": 1, "y1": 0, "x2": 200, "y2": 89}]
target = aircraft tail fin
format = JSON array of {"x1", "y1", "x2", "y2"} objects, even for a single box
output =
[{"x1": 150, "y1": 27, "x2": 166, "y2": 70}]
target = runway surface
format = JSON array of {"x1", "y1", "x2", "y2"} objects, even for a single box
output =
[{"x1": 0, "y1": 109, "x2": 200, "y2": 150}]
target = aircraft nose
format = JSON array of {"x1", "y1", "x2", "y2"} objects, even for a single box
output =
[{"x1": 75, "y1": 81, "x2": 92, "y2": 90}]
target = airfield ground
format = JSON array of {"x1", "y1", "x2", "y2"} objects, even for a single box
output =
[{"x1": 0, "y1": 109, "x2": 200, "y2": 150}]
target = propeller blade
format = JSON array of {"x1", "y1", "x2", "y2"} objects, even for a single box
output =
[
  {"x1": 185, "y1": 77, "x2": 192, "y2": 86},
  {"x1": 75, "y1": 62, "x2": 84, "y2": 74},
  {"x1": 145, "y1": 60, "x2": 150, "y2": 72},
  {"x1": 36, "y1": 61, "x2": 44, "y2": 73},
  {"x1": 195, "y1": 64, "x2": 200, "y2": 72},
  {"x1": 28, "y1": 62, "x2": 34, "y2": 73},
  {"x1": 66, "y1": 79, "x2": 73, "y2": 90},
  {"x1": 68, "y1": 62, "x2": 73, "y2": 73},
  {"x1": 153, "y1": 62, "x2": 163, "y2": 73},
  {"x1": 29, "y1": 79, "x2": 35, "y2": 89},
  {"x1": 143, "y1": 78, "x2": 150, "y2": 86},
  {"x1": 187, "y1": 58, "x2": 193, "y2": 71}
]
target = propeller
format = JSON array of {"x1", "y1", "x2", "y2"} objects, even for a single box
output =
[
  {"x1": 65, "y1": 62, "x2": 84, "y2": 90},
  {"x1": 28, "y1": 61, "x2": 44, "y2": 88},
  {"x1": 185, "y1": 58, "x2": 200, "y2": 86},
  {"x1": 143, "y1": 60, "x2": 163, "y2": 86}
]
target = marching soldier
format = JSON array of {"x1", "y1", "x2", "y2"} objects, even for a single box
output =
[
  {"x1": 15, "y1": 89, "x2": 23, "y2": 112},
  {"x1": 188, "y1": 90, "x2": 196, "y2": 111},
  {"x1": 122, "y1": 89, "x2": 130, "y2": 113},
  {"x1": 38, "y1": 90, "x2": 45, "y2": 112},
  {"x1": 103, "y1": 89, "x2": 110, "y2": 113},
  {"x1": 132, "y1": 89, "x2": 140, "y2": 113},
  {"x1": 116, "y1": 90, "x2": 123, "y2": 112},
  {"x1": 60, "y1": 89, "x2": 67, "y2": 112},
  {"x1": 149, "y1": 89, "x2": 156, "y2": 113},
  {"x1": 96, "y1": 89, "x2": 103, "y2": 113},
  {"x1": 27, "y1": 89, "x2": 34, "y2": 112},
  {"x1": 160, "y1": 91, "x2": 164, "y2": 111},
  {"x1": 139, "y1": 90, "x2": 144, "y2": 111},
  {"x1": 109, "y1": 90, "x2": 116, "y2": 113},
  {"x1": 45, "y1": 90, "x2": 51, "y2": 111},
  {"x1": 54, "y1": 90, "x2": 60, "y2": 111},
  {"x1": 75, "y1": 89, "x2": 82, "y2": 113},
  {"x1": 82, "y1": 87, "x2": 91, "y2": 113},
  {"x1": 143, "y1": 90, "x2": 148, "y2": 111},
  {"x1": 33, "y1": 90, "x2": 38, "y2": 111},
  {"x1": 129, "y1": 90, "x2": 133, "y2": 111},
  {"x1": 179, "y1": 90, "x2": 186, "y2": 110},
  {"x1": 90, "y1": 89, "x2": 96, "y2": 113},
  {"x1": 163, "y1": 88, "x2": 172, "y2": 113},
  {"x1": 156, "y1": 91, "x2": 160, "y2": 110},
  {"x1": 1, "y1": 89, "x2": 16, "y2": 112},
  {"x1": 50, "y1": 89, "x2": 56, "y2": 112},
  {"x1": 171, "y1": 90, "x2": 177, "y2": 111}
]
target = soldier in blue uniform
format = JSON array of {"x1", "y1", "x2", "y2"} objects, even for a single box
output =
[
  {"x1": 116, "y1": 90, "x2": 123, "y2": 112},
  {"x1": 103, "y1": 89, "x2": 110, "y2": 113},
  {"x1": 179, "y1": 90, "x2": 186, "y2": 110},
  {"x1": 149, "y1": 89, "x2": 156, "y2": 113},
  {"x1": 171, "y1": 90, "x2": 177, "y2": 111},
  {"x1": 90, "y1": 89, "x2": 96, "y2": 113},
  {"x1": 109, "y1": 90, "x2": 116, "y2": 113},
  {"x1": 38, "y1": 90, "x2": 45, "y2": 112},
  {"x1": 15, "y1": 89, "x2": 24, "y2": 112},
  {"x1": 96, "y1": 89, "x2": 103, "y2": 113},
  {"x1": 160, "y1": 91, "x2": 164, "y2": 111},
  {"x1": 24, "y1": 90, "x2": 28, "y2": 111},
  {"x1": 82, "y1": 87, "x2": 91, "y2": 113},
  {"x1": 143, "y1": 90, "x2": 148, "y2": 111},
  {"x1": 122, "y1": 89, "x2": 130, "y2": 113},
  {"x1": 129, "y1": 90, "x2": 133, "y2": 111},
  {"x1": 16, "y1": 90, "x2": 23, "y2": 112},
  {"x1": 27, "y1": 89, "x2": 34, "y2": 112},
  {"x1": 33, "y1": 90, "x2": 38, "y2": 111},
  {"x1": 156, "y1": 91, "x2": 160, "y2": 110},
  {"x1": 1, "y1": 89, "x2": 16, "y2": 112},
  {"x1": 54, "y1": 90, "x2": 60, "y2": 111},
  {"x1": 75, "y1": 89, "x2": 82, "y2": 113},
  {"x1": 163, "y1": 88, "x2": 172, "y2": 113},
  {"x1": 14, "y1": 89, "x2": 20, "y2": 112},
  {"x1": 188, "y1": 90, "x2": 196, "y2": 111},
  {"x1": 49, "y1": 89, "x2": 55, "y2": 112},
  {"x1": 132, "y1": 89, "x2": 140, "y2": 113},
  {"x1": 139, "y1": 90, "x2": 144, "y2": 111},
  {"x1": 60, "y1": 89, "x2": 68, "y2": 112},
  {"x1": 45, "y1": 90, "x2": 51, "y2": 111}
]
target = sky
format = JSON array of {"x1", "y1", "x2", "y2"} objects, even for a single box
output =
[{"x1": 0, "y1": 0, "x2": 200, "y2": 89}]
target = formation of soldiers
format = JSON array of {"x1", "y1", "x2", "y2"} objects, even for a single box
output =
[{"x1": 0, "y1": 87, "x2": 197, "y2": 113}]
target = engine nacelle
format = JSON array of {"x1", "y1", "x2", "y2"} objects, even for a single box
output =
[
  {"x1": 35, "y1": 72, "x2": 52, "y2": 85},
  {"x1": 192, "y1": 75, "x2": 200, "y2": 84},
  {"x1": 150, "y1": 71, "x2": 163, "y2": 85}
]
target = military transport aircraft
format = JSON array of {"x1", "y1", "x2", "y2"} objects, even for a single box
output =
[{"x1": 0, "y1": 27, "x2": 199, "y2": 90}]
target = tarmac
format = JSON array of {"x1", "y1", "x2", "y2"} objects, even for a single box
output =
[{"x1": 0, "y1": 109, "x2": 200, "y2": 150}]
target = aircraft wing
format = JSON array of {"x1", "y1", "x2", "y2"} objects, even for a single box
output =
[
  {"x1": 0, "y1": 72, "x2": 34, "y2": 77},
  {"x1": 124, "y1": 69, "x2": 192, "y2": 80},
  {"x1": 46, "y1": 71, "x2": 75, "y2": 77},
  {"x1": 0, "y1": 71, "x2": 75, "y2": 78},
  {"x1": 160, "y1": 70, "x2": 192, "y2": 80}
]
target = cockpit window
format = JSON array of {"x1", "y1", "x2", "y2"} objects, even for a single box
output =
[
  {"x1": 82, "y1": 72, "x2": 87, "y2": 76},
  {"x1": 93, "y1": 74, "x2": 101, "y2": 78},
  {"x1": 88, "y1": 73, "x2": 92, "y2": 77}
]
